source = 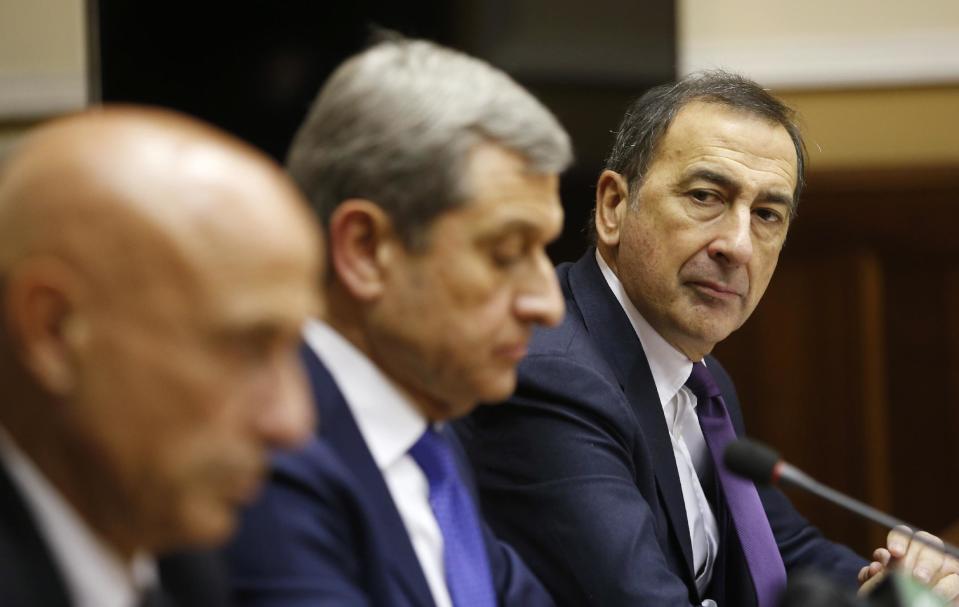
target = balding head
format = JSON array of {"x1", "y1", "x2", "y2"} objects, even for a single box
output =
[
  {"x1": 0, "y1": 107, "x2": 323, "y2": 556},
  {"x1": 0, "y1": 107, "x2": 315, "y2": 290}
]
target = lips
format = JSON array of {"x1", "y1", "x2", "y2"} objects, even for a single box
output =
[
  {"x1": 688, "y1": 280, "x2": 744, "y2": 300},
  {"x1": 495, "y1": 341, "x2": 529, "y2": 361}
]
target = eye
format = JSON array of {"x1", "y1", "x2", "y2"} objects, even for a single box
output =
[
  {"x1": 492, "y1": 250, "x2": 522, "y2": 268},
  {"x1": 218, "y1": 327, "x2": 282, "y2": 364},
  {"x1": 490, "y1": 236, "x2": 527, "y2": 268},
  {"x1": 689, "y1": 189, "x2": 722, "y2": 205},
  {"x1": 233, "y1": 338, "x2": 271, "y2": 362},
  {"x1": 753, "y1": 206, "x2": 785, "y2": 224}
]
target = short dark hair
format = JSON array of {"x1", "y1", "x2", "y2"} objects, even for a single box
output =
[{"x1": 590, "y1": 70, "x2": 805, "y2": 240}]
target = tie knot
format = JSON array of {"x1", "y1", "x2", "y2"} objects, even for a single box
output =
[
  {"x1": 409, "y1": 427, "x2": 456, "y2": 488},
  {"x1": 686, "y1": 362, "x2": 721, "y2": 401}
]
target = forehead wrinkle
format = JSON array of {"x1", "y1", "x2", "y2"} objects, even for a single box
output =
[
  {"x1": 696, "y1": 141, "x2": 795, "y2": 175},
  {"x1": 683, "y1": 160, "x2": 794, "y2": 193},
  {"x1": 465, "y1": 201, "x2": 563, "y2": 253},
  {"x1": 474, "y1": 217, "x2": 546, "y2": 244},
  {"x1": 660, "y1": 102, "x2": 798, "y2": 187},
  {"x1": 691, "y1": 152, "x2": 795, "y2": 196}
]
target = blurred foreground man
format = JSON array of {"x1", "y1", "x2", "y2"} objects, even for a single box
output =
[
  {"x1": 459, "y1": 71, "x2": 959, "y2": 606},
  {"x1": 0, "y1": 108, "x2": 322, "y2": 607},
  {"x1": 225, "y1": 38, "x2": 571, "y2": 606}
]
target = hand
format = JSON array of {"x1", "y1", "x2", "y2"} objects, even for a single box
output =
[
  {"x1": 857, "y1": 553, "x2": 885, "y2": 592},
  {"x1": 858, "y1": 526, "x2": 959, "y2": 603}
]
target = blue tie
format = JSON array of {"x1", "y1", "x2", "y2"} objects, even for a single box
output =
[{"x1": 409, "y1": 427, "x2": 497, "y2": 607}]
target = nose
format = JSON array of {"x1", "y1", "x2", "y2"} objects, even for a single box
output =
[
  {"x1": 708, "y1": 205, "x2": 753, "y2": 266},
  {"x1": 253, "y1": 351, "x2": 315, "y2": 449},
  {"x1": 514, "y1": 250, "x2": 565, "y2": 328}
]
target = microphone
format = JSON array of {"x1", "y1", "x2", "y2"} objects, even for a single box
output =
[{"x1": 724, "y1": 438, "x2": 959, "y2": 559}]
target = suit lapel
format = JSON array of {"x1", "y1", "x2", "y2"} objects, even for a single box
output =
[
  {"x1": 566, "y1": 250, "x2": 698, "y2": 588},
  {"x1": 300, "y1": 344, "x2": 436, "y2": 607},
  {"x1": 0, "y1": 457, "x2": 72, "y2": 607},
  {"x1": 154, "y1": 550, "x2": 231, "y2": 607}
]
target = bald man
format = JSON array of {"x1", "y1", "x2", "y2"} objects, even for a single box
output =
[{"x1": 0, "y1": 107, "x2": 323, "y2": 607}]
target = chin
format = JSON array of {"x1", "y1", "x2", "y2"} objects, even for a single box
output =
[
  {"x1": 173, "y1": 502, "x2": 238, "y2": 549},
  {"x1": 431, "y1": 372, "x2": 517, "y2": 420},
  {"x1": 677, "y1": 314, "x2": 738, "y2": 347},
  {"x1": 704, "y1": 324, "x2": 740, "y2": 347},
  {"x1": 475, "y1": 373, "x2": 518, "y2": 405}
]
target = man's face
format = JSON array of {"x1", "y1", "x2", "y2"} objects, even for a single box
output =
[
  {"x1": 613, "y1": 101, "x2": 797, "y2": 360},
  {"x1": 70, "y1": 188, "x2": 321, "y2": 551},
  {"x1": 368, "y1": 143, "x2": 565, "y2": 420}
]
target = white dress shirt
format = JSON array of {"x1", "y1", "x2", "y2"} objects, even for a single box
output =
[
  {"x1": 597, "y1": 251, "x2": 720, "y2": 598},
  {"x1": 0, "y1": 427, "x2": 157, "y2": 607},
  {"x1": 303, "y1": 320, "x2": 453, "y2": 607}
]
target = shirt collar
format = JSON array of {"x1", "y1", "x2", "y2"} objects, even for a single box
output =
[
  {"x1": 596, "y1": 250, "x2": 694, "y2": 407},
  {"x1": 303, "y1": 319, "x2": 427, "y2": 470},
  {"x1": 0, "y1": 427, "x2": 157, "y2": 607}
]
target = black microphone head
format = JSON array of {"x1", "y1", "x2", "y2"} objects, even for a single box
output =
[{"x1": 724, "y1": 438, "x2": 781, "y2": 485}]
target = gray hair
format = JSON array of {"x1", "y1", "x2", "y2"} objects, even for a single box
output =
[
  {"x1": 287, "y1": 38, "x2": 573, "y2": 247},
  {"x1": 591, "y1": 70, "x2": 805, "y2": 240}
]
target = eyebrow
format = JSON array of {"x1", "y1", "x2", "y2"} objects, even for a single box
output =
[
  {"x1": 476, "y1": 215, "x2": 562, "y2": 243},
  {"x1": 682, "y1": 168, "x2": 795, "y2": 210}
]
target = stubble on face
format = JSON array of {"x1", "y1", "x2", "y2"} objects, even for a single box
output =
[{"x1": 612, "y1": 101, "x2": 797, "y2": 360}]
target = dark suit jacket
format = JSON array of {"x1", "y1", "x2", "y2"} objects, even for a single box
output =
[
  {"x1": 457, "y1": 250, "x2": 866, "y2": 606},
  {"x1": 0, "y1": 455, "x2": 230, "y2": 607},
  {"x1": 223, "y1": 342, "x2": 554, "y2": 607}
]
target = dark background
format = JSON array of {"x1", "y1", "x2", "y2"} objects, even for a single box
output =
[{"x1": 91, "y1": 0, "x2": 676, "y2": 261}]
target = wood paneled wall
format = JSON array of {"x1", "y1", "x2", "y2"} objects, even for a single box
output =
[{"x1": 714, "y1": 167, "x2": 959, "y2": 556}]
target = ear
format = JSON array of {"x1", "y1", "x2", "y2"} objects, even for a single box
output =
[
  {"x1": 3, "y1": 259, "x2": 87, "y2": 396},
  {"x1": 327, "y1": 199, "x2": 400, "y2": 301},
  {"x1": 595, "y1": 170, "x2": 631, "y2": 248}
]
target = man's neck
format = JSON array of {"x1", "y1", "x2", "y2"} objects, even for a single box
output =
[
  {"x1": 1, "y1": 410, "x2": 142, "y2": 562},
  {"x1": 321, "y1": 308, "x2": 450, "y2": 423},
  {"x1": 595, "y1": 245, "x2": 711, "y2": 361},
  {"x1": 0, "y1": 422, "x2": 158, "y2": 605}
]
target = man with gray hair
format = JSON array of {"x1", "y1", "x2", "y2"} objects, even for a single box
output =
[{"x1": 225, "y1": 37, "x2": 572, "y2": 606}]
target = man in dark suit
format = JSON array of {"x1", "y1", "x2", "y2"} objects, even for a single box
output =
[
  {"x1": 0, "y1": 107, "x2": 323, "y2": 606},
  {"x1": 458, "y1": 72, "x2": 959, "y2": 606},
  {"x1": 224, "y1": 38, "x2": 572, "y2": 606}
]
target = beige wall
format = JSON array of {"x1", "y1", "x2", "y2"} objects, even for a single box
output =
[
  {"x1": 779, "y1": 86, "x2": 959, "y2": 171},
  {"x1": 681, "y1": 0, "x2": 959, "y2": 45},
  {"x1": 3, "y1": 2, "x2": 958, "y2": 170},
  {"x1": 679, "y1": 0, "x2": 959, "y2": 170},
  {"x1": 0, "y1": 0, "x2": 85, "y2": 75},
  {"x1": 0, "y1": 0, "x2": 86, "y2": 156},
  {"x1": 679, "y1": 0, "x2": 959, "y2": 88}
]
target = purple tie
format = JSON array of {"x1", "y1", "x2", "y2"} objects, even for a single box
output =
[
  {"x1": 409, "y1": 427, "x2": 497, "y2": 607},
  {"x1": 686, "y1": 362, "x2": 787, "y2": 607}
]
